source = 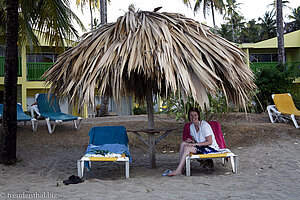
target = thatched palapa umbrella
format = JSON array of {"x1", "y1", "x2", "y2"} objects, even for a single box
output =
[{"x1": 43, "y1": 10, "x2": 256, "y2": 129}]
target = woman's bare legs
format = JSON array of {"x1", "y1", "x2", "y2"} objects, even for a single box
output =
[
  {"x1": 179, "y1": 141, "x2": 188, "y2": 160},
  {"x1": 180, "y1": 139, "x2": 194, "y2": 160},
  {"x1": 168, "y1": 145, "x2": 197, "y2": 176}
]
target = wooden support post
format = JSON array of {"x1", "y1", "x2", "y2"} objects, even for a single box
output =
[
  {"x1": 148, "y1": 132, "x2": 156, "y2": 168},
  {"x1": 146, "y1": 84, "x2": 155, "y2": 130}
]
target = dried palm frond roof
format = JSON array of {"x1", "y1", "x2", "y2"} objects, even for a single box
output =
[{"x1": 43, "y1": 10, "x2": 256, "y2": 109}]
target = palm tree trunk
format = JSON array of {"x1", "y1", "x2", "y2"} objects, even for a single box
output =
[
  {"x1": 89, "y1": 0, "x2": 93, "y2": 30},
  {"x1": 276, "y1": 0, "x2": 285, "y2": 65},
  {"x1": 0, "y1": 0, "x2": 18, "y2": 165},
  {"x1": 99, "y1": 0, "x2": 109, "y2": 116},
  {"x1": 99, "y1": 96, "x2": 109, "y2": 117},
  {"x1": 231, "y1": 19, "x2": 235, "y2": 42},
  {"x1": 100, "y1": 0, "x2": 107, "y2": 25},
  {"x1": 211, "y1": 2, "x2": 216, "y2": 27}
]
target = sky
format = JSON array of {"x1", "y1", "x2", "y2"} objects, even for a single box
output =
[{"x1": 71, "y1": 0, "x2": 300, "y2": 35}]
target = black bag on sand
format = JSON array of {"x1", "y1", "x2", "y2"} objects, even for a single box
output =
[{"x1": 63, "y1": 175, "x2": 84, "y2": 185}]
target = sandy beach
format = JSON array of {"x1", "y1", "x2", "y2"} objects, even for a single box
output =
[{"x1": 0, "y1": 113, "x2": 299, "y2": 200}]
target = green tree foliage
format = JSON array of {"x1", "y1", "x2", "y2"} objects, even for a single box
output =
[
  {"x1": 160, "y1": 92, "x2": 232, "y2": 122},
  {"x1": 215, "y1": 23, "x2": 232, "y2": 41},
  {"x1": 76, "y1": 0, "x2": 98, "y2": 30},
  {"x1": 159, "y1": 93, "x2": 195, "y2": 122},
  {"x1": 229, "y1": 14, "x2": 245, "y2": 43},
  {"x1": 223, "y1": 0, "x2": 242, "y2": 42},
  {"x1": 252, "y1": 64, "x2": 297, "y2": 113},
  {"x1": 258, "y1": 11, "x2": 277, "y2": 40},
  {"x1": 182, "y1": 0, "x2": 225, "y2": 27},
  {"x1": 0, "y1": 0, "x2": 85, "y2": 50},
  {"x1": 286, "y1": 6, "x2": 300, "y2": 32},
  {"x1": 214, "y1": 2, "x2": 298, "y2": 43},
  {"x1": 132, "y1": 103, "x2": 147, "y2": 115},
  {"x1": 268, "y1": 0, "x2": 291, "y2": 14},
  {"x1": 240, "y1": 19, "x2": 261, "y2": 43}
]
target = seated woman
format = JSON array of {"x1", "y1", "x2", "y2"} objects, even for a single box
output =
[
  {"x1": 168, "y1": 107, "x2": 219, "y2": 176},
  {"x1": 30, "y1": 93, "x2": 41, "y2": 118}
]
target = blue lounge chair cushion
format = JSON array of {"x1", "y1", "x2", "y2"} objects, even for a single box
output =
[
  {"x1": 0, "y1": 104, "x2": 3, "y2": 117},
  {"x1": 0, "y1": 103, "x2": 33, "y2": 121},
  {"x1": 88, "y1": 126, "x2": 129, "y2": 146},
  {"x1": 36, "y1": 93, "x2": 62, "y2": 114},
  {"x1": 36, "y1": 93, "x2": 79, "y2": 122},
  {"x1": 17, "y1": 103, "x2": 32, "y2": 121}
]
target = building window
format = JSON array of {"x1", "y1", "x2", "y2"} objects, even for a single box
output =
[
  {"x1": 250, "y1": 53, "x2": 280, "y2": 62},
  {"x1": 0, "y1": 45, "x2": 5, "y2": 57},
  {"x1": 26, "y1": 53, "x2": 57, "y2": 63}
]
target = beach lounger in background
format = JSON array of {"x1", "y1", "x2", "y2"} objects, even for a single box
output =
[
  {"x1": 77, "y1": 126, "x2": 131, "y2": 179},
  {"x1": 267, "y1": 93, "x2": 300, "y2": 128},
  {"x1": 0, "y1": 103, "x2": 38, "y2": 132},
  {"x1": 185, "y1": 121, "x2": 238, "y2": 176},
  {"x1": 35, "y1": 93, "x2": 82, "y2": 134}
]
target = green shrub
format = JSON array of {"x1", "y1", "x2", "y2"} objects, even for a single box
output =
[
  {"x1": 156, "y1": 93, "x2": 190, "y2": 121},
  {"x1": 207, "y1": 92, "x2": 233, "y2": 116},
  {"x1": 160, "y1": 91, "x2": 233, "y2": 122},
  {"x1": 291, "y1": 83, "x2": 300, "y2": 109},
  {"x1": 253, "y1": 63, "x2": 297, "y2": 112},
  {"x1": 132, "y1": 105, "x2": 147, "y2": 115}
]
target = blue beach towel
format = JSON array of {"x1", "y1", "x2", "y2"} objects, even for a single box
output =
[
  {"x1": 84, "y1": 144, "x2": 132, "y2": 162},
  {"x1": 84, "y1": 126, "x2": 131, "y2": 169}
]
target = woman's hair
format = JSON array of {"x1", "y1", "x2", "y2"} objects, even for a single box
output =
[{"x1": 188, "y1": 107, "x2": 201, "y2": 121}]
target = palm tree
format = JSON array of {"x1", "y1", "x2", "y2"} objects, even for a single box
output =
[
  {"x1": 286, "y1": 6, "x2": 300, "y2": 32},
  {"x1": 99, "y1": 0, "x2": 108, "y2": 25},
  {"x1": 276, "y1": 0, "x2": 285, "y2": 64},
  {"x1": 182, "y1": 0, "x2": 225, "y2": 27},
  {"x1": 0, "y1": 0, "x2": 84, "y2": 164},
  {"x1": 269, "y1": 0, "x2": 290, "y2": 64},
  {"x1": 268, "y1": 0, "x2": 291, "y2": 13},
  {"x1": 224, "y1": 0, "x2": 242, "y2": 42},
  {"x1": 216, "y1": 23, "x2": 232, "y2": 40},
  {"x1": 258, "y1": 11, "x2": 277, "y2": 40},
  {"x1": 231, "y1": 14, "x2": 245, "y2": 43},
  {"x1": 0, "y1": 0, "x2": 18, "y2": 164},
  {"x1": 98, "y1": 0, "x2": 109, "y2": 117},
  {"x1": 0, "y1": 1, "x2": 85, "y2": 50},
  {"x1": 76, "y1": 0, "x2": 110, "y2": 116},
  {"x1": 242, "y1": 19, "x2": 261, "y2": 43},
  {"x1": 16, "y1": 0, "x2": 84, "y2": 49},
  {"x1": 76, "y1": 0, "x2": 98, "y2": 30}
]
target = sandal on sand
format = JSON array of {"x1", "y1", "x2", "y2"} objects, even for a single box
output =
[
  {"x1": 167, "y1": 173, "x2": 175, "y2": 177},
  {"x1": 167, "y1": 171, "x2": 182, "y2": 177},
  {"x1": 63, "y1": 175, "x2": 84, "y2": 185},
  {"x1": 167, "y1": 172, "x2": 178, "y2": 177},
  {"x1": 162, "y1": 169, "x2": 172, "y2": 176}
]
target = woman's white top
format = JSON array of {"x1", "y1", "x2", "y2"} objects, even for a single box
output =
[{"x1": 190, "y1": 121, "x2": 219, "y2": 150}]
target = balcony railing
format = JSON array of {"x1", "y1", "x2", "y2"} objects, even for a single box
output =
[
  {"x1": 27, "y1": 62, "x2": 53, "y2": 81},
  {"x1": 0, "y1": 57, "x2": 53, "y2": 81},
  {"x1": 0, "y1": 56, "x2": 22, "y2": 76}
]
